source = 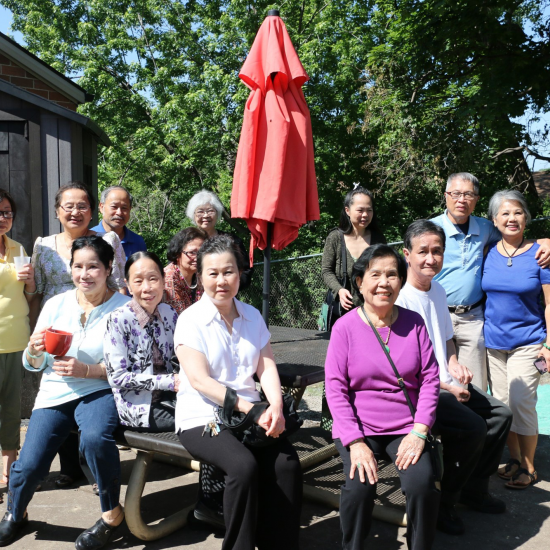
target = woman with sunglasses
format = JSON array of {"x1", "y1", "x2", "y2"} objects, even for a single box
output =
[
  {"x1": 164, "y1": 227, "x2": 207, "y2": 314},
  {"x1": 0, "y1": 189, "x2": 35, "y2": 503}
]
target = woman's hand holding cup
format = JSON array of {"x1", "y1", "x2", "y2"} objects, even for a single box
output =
[{"x1": 29, "y1": 326, "x2": 49, "y2": 355}]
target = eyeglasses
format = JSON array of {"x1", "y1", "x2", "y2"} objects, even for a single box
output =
[
  {"x1": 0, "y1": 211, "x2": 14, "y2": 219},
  {"x1": 445, "y1": 191, "x2": 478, "y2": 201},
  {"x1": 58, "y1": 203, "x2": 91, "y2": 213},
  {"x1": 182, "y1": 250, "x2": 199, "y2": 259},
  {"x1": 195, "y1": 209, "x2": 216, "y2": 217}
]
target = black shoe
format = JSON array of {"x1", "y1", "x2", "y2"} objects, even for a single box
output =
[
  {"x1": 437, "y1": 504, "x2": 465, "y2": 536},
  {"x1": 54, "y1": 474, "x2": 83, "y2": 489},
  {"x1": 0, "y1": 512, "x2": 28, "y2": 547},
  {"x1": 74, "y1": 517, "x2": 123, "y2": 550},
  {"x1": 459, "y1": 491, "x2": 506, "y2": 514},
  {"x1": 193, "y1": 494, "x2": 225, "y2": 531}
]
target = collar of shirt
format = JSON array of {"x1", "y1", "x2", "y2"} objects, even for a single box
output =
[
  {"x1": 195, "y1": 293, "x2": 251, "y2": 325},
  {"x1": 129, "y1": 298, "x2": 161, "y2": 328},
  {"x1": 438, "y1": 210, "x2": 480, "y2": 237},
  {"x1": 1, "y1": 235, "x2": 20, "y2": 262},
  {"x1": 91, "y1": 222, "x2": 136, "y2": 244}
]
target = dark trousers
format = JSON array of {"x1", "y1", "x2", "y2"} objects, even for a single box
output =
[
  {"x1": 9, "y1": 389, "x2": 120, "y2": 520},
  {"x1": 129, "y1": 400, "x2": 176, "y2": 433},
  {"x1": 335, "y1": 435, "x2": 440, "y2": 550},
  {"x1": 179, "y1": 426, "x2": 302, "y2": 550},
  {"x1": 58, "y1": 432, "x2": 85, "y2": 479},
  {"x1": 434, "y1": 384, "x2": 512, "y2": 503}
]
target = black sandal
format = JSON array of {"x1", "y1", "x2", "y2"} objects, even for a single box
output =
[
  {"x1": 498, "y1": 458, "x2": 520, "y2": 480},
  {"x1": 505, "y1": 468, "x2": 537, "y2": 490}
]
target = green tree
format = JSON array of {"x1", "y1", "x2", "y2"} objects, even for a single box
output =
[
  {"x1": 3, "y1": 0, "x2": 380, "y2": 258},
  {"x1": 362, "y1": 0, "x2": 550, "y2": 235}
]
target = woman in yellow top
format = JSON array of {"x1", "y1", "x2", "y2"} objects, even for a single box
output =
[{"x1": 0, "y1": 189, "x2": 36, "y2": 502}]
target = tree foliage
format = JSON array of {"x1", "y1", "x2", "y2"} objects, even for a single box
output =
[
  {"x1": 3, "y1": 0, "x2": 380, "y2": 258},
  {"x1": 362, "y1": 0, "x2": 550, "y2": 234},
  {"x1": 3, "y1": 0, "x2": 550, "y2": 255}
]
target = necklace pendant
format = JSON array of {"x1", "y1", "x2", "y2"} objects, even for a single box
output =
[
  {"x1": 507, "y1": 257, "x2": 513, "y2": 267},
  {"x1": 385, "y1": 345, "x2": 390, "y2": 353}
]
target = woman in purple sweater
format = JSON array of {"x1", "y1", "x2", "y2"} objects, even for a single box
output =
[{"x1": 326, "y1": 244, "x2": 441, "y2": 550}]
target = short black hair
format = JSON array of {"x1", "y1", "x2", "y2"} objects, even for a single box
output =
[
  {"x1": 197, "y1": 234, "x2": 245, "y2": 275},
  {"x1": 166, "y1": 227, "x2": 208, "y2": 263},
  {"x1": 351, "y1": 244, "x2": 407, "y2": 294},
  {"x1": 338, "y1": 186, "x2": 379, "y2": 234},
  {"x1": 0, "y1": 188, "x2": 16, "y2": 219},
  {"x1": 55, "y1": 181, "x2": 96, "y2": 212},
  {"x1": 70, "y1": 235, "x2": 114, "y2": 272},
  {"x1": 125, "y1": 251, "x2": 164, "y2": 280},
  {"x1": 403, "y1": 220, "x2": 446, "y2": 251}
]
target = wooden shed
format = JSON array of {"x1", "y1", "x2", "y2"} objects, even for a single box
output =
[
  {"x1": 0, "y1": 30, "x2": 110, "y2": 255},
  {"x1": 0, "y1": 32, "x2": 110, "y2": 417}
]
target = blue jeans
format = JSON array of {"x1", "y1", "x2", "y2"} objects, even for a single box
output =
[{"x1": 8, "y1": 389, "x2": 120, "y2": 520}]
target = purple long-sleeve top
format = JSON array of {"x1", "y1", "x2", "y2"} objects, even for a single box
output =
[{"x1": 325, "y1": 307, "x2": 440, "y2": 447}]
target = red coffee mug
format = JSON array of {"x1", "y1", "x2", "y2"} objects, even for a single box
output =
[{"x1": 45, "y1": 329, "x2": 73, "y2": 357}]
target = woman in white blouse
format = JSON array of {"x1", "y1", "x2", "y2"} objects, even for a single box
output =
[{"x1": 174, "y1": 235, "x2": 302, "y2": 550}]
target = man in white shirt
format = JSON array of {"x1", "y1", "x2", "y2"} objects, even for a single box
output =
[{"x1": 396, "y1": 220, "x2": 512, "y2": 536}]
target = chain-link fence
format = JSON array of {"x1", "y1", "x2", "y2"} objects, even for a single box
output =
[
  {"x1": 239, "y1": 217, "x2": 550, "y2": 330},
  {"x1": 239, "y1": 254, "x2": 325, "y2": 330}
]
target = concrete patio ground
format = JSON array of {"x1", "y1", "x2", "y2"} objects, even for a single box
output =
[{"x1": 2, "y1": 383, "x2": 550, "y2": 550}]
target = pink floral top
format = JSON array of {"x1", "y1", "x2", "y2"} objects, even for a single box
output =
[{"x1": 164, "y1": 262, "x2": 203, "y2": 315}]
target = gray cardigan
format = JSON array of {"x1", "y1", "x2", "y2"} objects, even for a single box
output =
[{"x1": 321, "y1": 228, "x2": 387, "y2": 307}]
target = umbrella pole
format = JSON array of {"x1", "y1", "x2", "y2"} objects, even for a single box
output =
[{"x1": 262, "y1": 222, "x2": 273, "y2": 327}]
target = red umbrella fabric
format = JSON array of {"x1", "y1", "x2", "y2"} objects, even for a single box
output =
[{"x1": 231, "y1": 14, "x2": 319, "y2": 263}]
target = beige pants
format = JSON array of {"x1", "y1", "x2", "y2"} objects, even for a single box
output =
[
  {"x1": 450, "y1": 305, "x2": 488, "y2": 392},
  {"x1": 487, "y1": 344, "x2": 541, "y2": 436}
]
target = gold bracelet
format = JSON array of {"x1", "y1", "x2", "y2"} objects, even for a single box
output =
[
  {"x1": 84, "y1": 364, "x2": 90, "y2": 378},
  {"x1": 347, "y1": 438, "x2": 364, "y2": 448}
]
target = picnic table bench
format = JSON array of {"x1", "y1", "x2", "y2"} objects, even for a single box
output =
[{"x1": 116, "y1": 326, "x2": 329, "y2": 542}]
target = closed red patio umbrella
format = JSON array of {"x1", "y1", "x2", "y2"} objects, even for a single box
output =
[{"x1": 231, "y1": 9, "x2": 319, "y2": 324}]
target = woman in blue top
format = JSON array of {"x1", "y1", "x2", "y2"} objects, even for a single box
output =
[
  {"x1": 0, "y1": 236, "x2": 129, "y2": 550},
  {"x1": 483, "y1": 190, "x2": 550, "y2": 490}
]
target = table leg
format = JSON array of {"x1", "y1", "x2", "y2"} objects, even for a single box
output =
[{"x1": 125, "y1": 450, "x2": 194, "y2": 541}]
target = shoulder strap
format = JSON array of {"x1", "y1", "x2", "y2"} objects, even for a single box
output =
[
  {"x1": 360, "y1": 306, "x2": 416, "y2": 420},
  {"x1": 339, "y1": 230, "x2": 348, "y2": 288}
]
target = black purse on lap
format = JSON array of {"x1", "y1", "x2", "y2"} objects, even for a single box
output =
[{"x1": 217, "y1": 387, "x2": 303, "y2": 448}]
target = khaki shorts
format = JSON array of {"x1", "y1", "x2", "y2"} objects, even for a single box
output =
[{"x1": 487, "y1": 344, "x2": 541, "y2": 436}]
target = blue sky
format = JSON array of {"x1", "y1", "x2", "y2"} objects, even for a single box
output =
[{"x1": 0, "y1": 4, "x2": 548, "y2": 171}]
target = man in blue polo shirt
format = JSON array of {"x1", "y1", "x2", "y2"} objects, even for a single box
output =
[
  {"x1": 432, "y1": 172, "x2": 550, "y2": 392},
  {"x1": 91, "y1": 186, "x2": 147, "y2": 260}
]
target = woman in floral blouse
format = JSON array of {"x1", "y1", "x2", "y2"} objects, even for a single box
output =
[
  {"x1": 105, "y1": 252, "x2": 179, "y2": 431},
  {"x1": 164, "y1": 227, "x2": 206, "y2": 314}
]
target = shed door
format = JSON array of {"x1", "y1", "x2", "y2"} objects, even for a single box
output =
[{"x1": 0, "y1": 120, "x2": 32, "y2": 252}]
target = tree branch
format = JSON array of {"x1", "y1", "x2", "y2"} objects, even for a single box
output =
[{"x1": 493, "y1": 145, "x2": 550, "y2": 163}]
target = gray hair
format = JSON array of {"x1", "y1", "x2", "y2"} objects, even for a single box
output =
[
  {"x1": 488, "y1": 190, "x2": 532, "y2": 224},
  {"x1": 100, "y1": 186, "x2": 134, "y2": 206},
  {"x1": 186, "y1": 189, "x2": 224, "y2": 225},
  {"x1": 446, "y1": 172, "x2": 480, "y2": 195}
]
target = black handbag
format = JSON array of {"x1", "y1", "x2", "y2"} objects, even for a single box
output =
[
  {"x1": 318, "y1": 231, "x2": 348, "y2": 332},
  {"x1": 361, "y1": 306, "x2": 445, "y2": 482},
  {"x1": 217, "y1": 387, "x2": 303, "y2": 448}
]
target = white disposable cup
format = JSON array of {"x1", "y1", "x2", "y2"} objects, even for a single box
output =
[{"x1": 13, "y1": 256, "x2": 31, "y2": 271}]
